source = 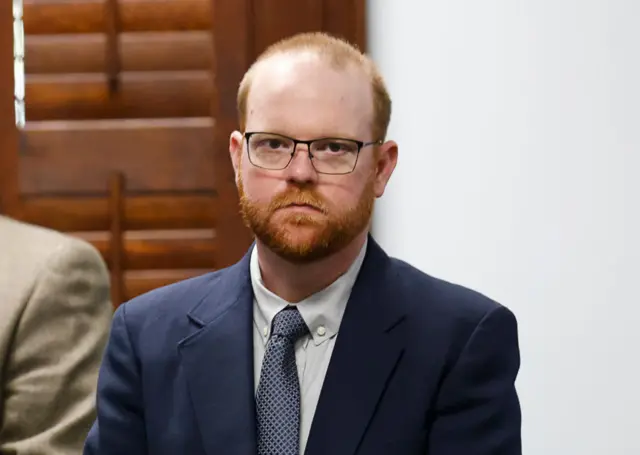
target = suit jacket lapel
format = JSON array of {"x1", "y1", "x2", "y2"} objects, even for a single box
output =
[
  {"x1": 177, "y1": 246, "x2": 257, "y2": 455},
  {"x1": 305, "y1": 237, "x2": 406, "y2": 455}
]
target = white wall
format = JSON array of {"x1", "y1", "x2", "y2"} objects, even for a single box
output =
[{"x1": 368, "y1": 1, "x2": 639, "y2": 453}]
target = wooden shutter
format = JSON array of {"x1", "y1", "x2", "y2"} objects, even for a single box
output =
[{"x1": 0, "y1": 0, "x2": 366, "y2": 308}]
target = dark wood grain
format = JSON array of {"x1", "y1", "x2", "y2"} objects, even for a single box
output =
[
  {"x1": 25, "y1": 32, "x2": 213, "y2": 74},
  {"x1": 19, "y1": 193, "x2": 219, "y2": 232},
  {"x1": 105, "y1": 0, "x2": 122, "y2": 92},
  {"x1": 73, "y1": 228, "x2": 218, "y2": 270},
  {"x1": 209, "y1": 0, "x2": 255, "y2": 268},
  {"x1": 0, "y1": 1, "x2": 19, "y2": 215},
  {"x1": 252, "y1": 0, "x2": 323, "y2": 57},
  {"x1": 19, "y1": 118, "x2": 216, "y2": 194},
  {"x1": 24, "y1": 0, "x2": 212, "y2": 35},
  {"x1": 108, "y1": 172, "x2": 125, "y2": 305},
  {"x1": 25, "y1": 71, "x2": 213, "y2": 120},
  {"x1": 323, "y1": 0, "x2": 367, "y2": 51}
]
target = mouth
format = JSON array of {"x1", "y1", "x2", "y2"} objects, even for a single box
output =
[{"x1": 281, "y1": 203, "x2": 323, "y2": 213}]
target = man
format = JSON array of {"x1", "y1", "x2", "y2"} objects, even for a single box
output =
[
  {"x1": 0, "y1": 215, "x2": 112, "y2": 454},
  {"x1": 85, "y1": 32, "x2": 521, "y2": 455}
]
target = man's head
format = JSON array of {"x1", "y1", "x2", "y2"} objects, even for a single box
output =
[{"x1": 229, "y1": 32, "x2": 397, "y2": 263}]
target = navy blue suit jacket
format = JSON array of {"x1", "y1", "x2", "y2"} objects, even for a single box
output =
[{"x1": 85, "y1": 236, "x2": 521, "y2": 454}]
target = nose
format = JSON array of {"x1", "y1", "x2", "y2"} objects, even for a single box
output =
[{"x1": 283, "y1": 144, "x2": 318, "y2": 184}]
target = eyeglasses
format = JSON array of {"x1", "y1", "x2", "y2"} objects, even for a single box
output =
[{"x1": 244, "y1": 132, "x2": 382, "y2": 175}]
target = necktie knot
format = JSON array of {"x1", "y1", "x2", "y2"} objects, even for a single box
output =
[{"x1": 271, "y1": 306, "x2": 308, "y2": 342}]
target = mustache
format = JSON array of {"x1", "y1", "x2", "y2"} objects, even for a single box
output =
[{"x1": 268, "y1": 189, "x2": 329, "y2": 214}]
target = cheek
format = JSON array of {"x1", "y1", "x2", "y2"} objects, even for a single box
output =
[
  {"x1": 321, "y1": 167, "x2": 375, "y2": 206},
  {"x1": 319, "y1": 183, "x2": 365, "y2": 211},
  {"x1": 240, "y1": 167, "x2": 280, "y2": 203}
]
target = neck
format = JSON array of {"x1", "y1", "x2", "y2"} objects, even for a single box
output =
[{"x1": 256, "y1": 232, "x2": 368, "y2": 303}]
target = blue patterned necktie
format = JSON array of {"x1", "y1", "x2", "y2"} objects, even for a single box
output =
[{"x1": 256, "y1": 306, "x2": 309, "y2": 455}]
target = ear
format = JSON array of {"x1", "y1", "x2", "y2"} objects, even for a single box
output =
[
  {"x1": 229, "y1": 131, "x2": 244, "y2": 185},
  {"x1": 373, "y1": 140, "x2": 398, "y2": 198}
]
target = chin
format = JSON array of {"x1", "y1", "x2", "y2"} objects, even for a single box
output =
[
  {"x1": 277, "y1": 222, "x2": 325, "y2": 244},
  {"x1": 260, "y1": 222, "x2": 330, "y2": 262}
]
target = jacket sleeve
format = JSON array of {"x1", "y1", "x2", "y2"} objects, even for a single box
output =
[
  {"x1": 0, "y1": 238, "x2": 112, "y2": 455},
  {"x1": 84, "y1": 301, "x2": 148, "y2": 454},
  {"x1": 428, "y1": 305, "x2": 522, "y2": 455}
]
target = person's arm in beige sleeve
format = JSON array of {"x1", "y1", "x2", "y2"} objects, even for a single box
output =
[{"x1": 0, "y1": 237, "x2": 112, "y2": 455}]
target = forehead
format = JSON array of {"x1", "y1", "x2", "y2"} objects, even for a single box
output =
[{"x1": 245, "y1": 52, "x2": 374, "y2": 139}]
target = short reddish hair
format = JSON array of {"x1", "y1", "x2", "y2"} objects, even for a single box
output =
[{"x1": 236, "y1": 32, "x2": 392, "y2": 141}]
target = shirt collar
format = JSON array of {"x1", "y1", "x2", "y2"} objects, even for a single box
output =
[{"x1": 251, "y1": 237, "x2": 368, "y2": 347}]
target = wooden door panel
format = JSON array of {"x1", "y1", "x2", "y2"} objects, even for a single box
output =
[
  {"x1": 323, "y1": 0, "x2": 366, "y2": 50},
  {"x1": 25, "y1": 71, "x2": 213, "y2": 120},
  {"x1": 26, "y1": 32, "x2": 213, "y2": 74},
  {"x1": 0, "y1": 0, "x2": 19, "y2": 214},
  {"x1": 20, "y1": 194, "x2": 219, "y2": 232},
  {"x1": 19, "y1": 118, "x2": 216, "y2": 195},
  {"x1": 208, "y1": 0, "x2": 256, "y2": 269},
  {"x1": 75, "y1": 228, "x2": 218, "y2": 270},
  {"x1": 252, "y1": 0, "x2": 324, "y2": 56},
  {"x1": 251, "y1": 0, "x2": 366, "y2": 57},
  {"x1": 24, "y1": 0, "x2": 212, "y2": 35}
]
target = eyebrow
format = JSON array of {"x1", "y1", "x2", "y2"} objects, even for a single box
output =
[{"x1": 253, "y1": 130, "x2": 362, "y2": 141}]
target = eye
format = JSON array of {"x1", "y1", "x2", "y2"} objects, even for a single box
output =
[
  {"x1": 328, "y1": 142, "x2": 344, "y2": 152},
  {"x1": 314, "y1": 140, "x2": 357, "y2": 154},
  {"x1": 265, "y1": 139, "x2": 284, "y2": 149}
]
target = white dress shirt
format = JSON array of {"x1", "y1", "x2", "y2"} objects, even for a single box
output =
[{"x1": 250, "y1": 238, "x2": 368, "y2": 455}]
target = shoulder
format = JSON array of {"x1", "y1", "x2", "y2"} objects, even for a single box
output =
[
  {"x1": 0, "y1": 216, "x2": 66, "y2": 256},
  {"x1": 0, "y1": 216, "x2": 108, "y2": 299},
  {"x1": 115, "y1": 267, "x2": 230, "y2": 333},
  {"x1": 109, "y1": 265, "x2": 243, "y2": 361},
  {"x1": 0, "y1": 216, "x2": 103, "y2": 266},
  {"x1": 383, "y1": 255, "x2": 518, "y2": 373},
  {"x1": 386, "y1": 255, "x2": 511, "y2": 329}
]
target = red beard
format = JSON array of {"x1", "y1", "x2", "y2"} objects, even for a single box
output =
[{"x1": 238, "y1": 174, "x2": 375, "y2": 263}]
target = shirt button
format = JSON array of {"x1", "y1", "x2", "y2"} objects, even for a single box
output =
[
  {"x1": 263, "y1": 327, "x2": 269, "y2": 337},
  {"x1": 316, "y1": 326, "x2": 326, "y2": 337}
]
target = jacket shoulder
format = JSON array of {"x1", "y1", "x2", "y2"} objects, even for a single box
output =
[
  {"x1": 0, "y1": 216, "x2": 101, "y2": 262},
  {"x1": 387, "y1": 257, "x2": 507, "y2": 323},
  {"x1": 118, "y1": 268, "x2": 227, "y2": 325},
  {"x1": 385, "y1": 257, "x2": 516, "y2": 372},
  {"x1": 0, "y1": 216, "x2": 106, "y2": 298}
]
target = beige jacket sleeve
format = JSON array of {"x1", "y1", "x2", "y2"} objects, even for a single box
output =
[{"x1": 0, "y1": 238, "x2": 112, "y2": 455}]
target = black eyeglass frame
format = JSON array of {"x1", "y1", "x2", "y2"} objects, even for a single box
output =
[{"x1": 243, "y1": 131, "x2": 383, "y2": 175}]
